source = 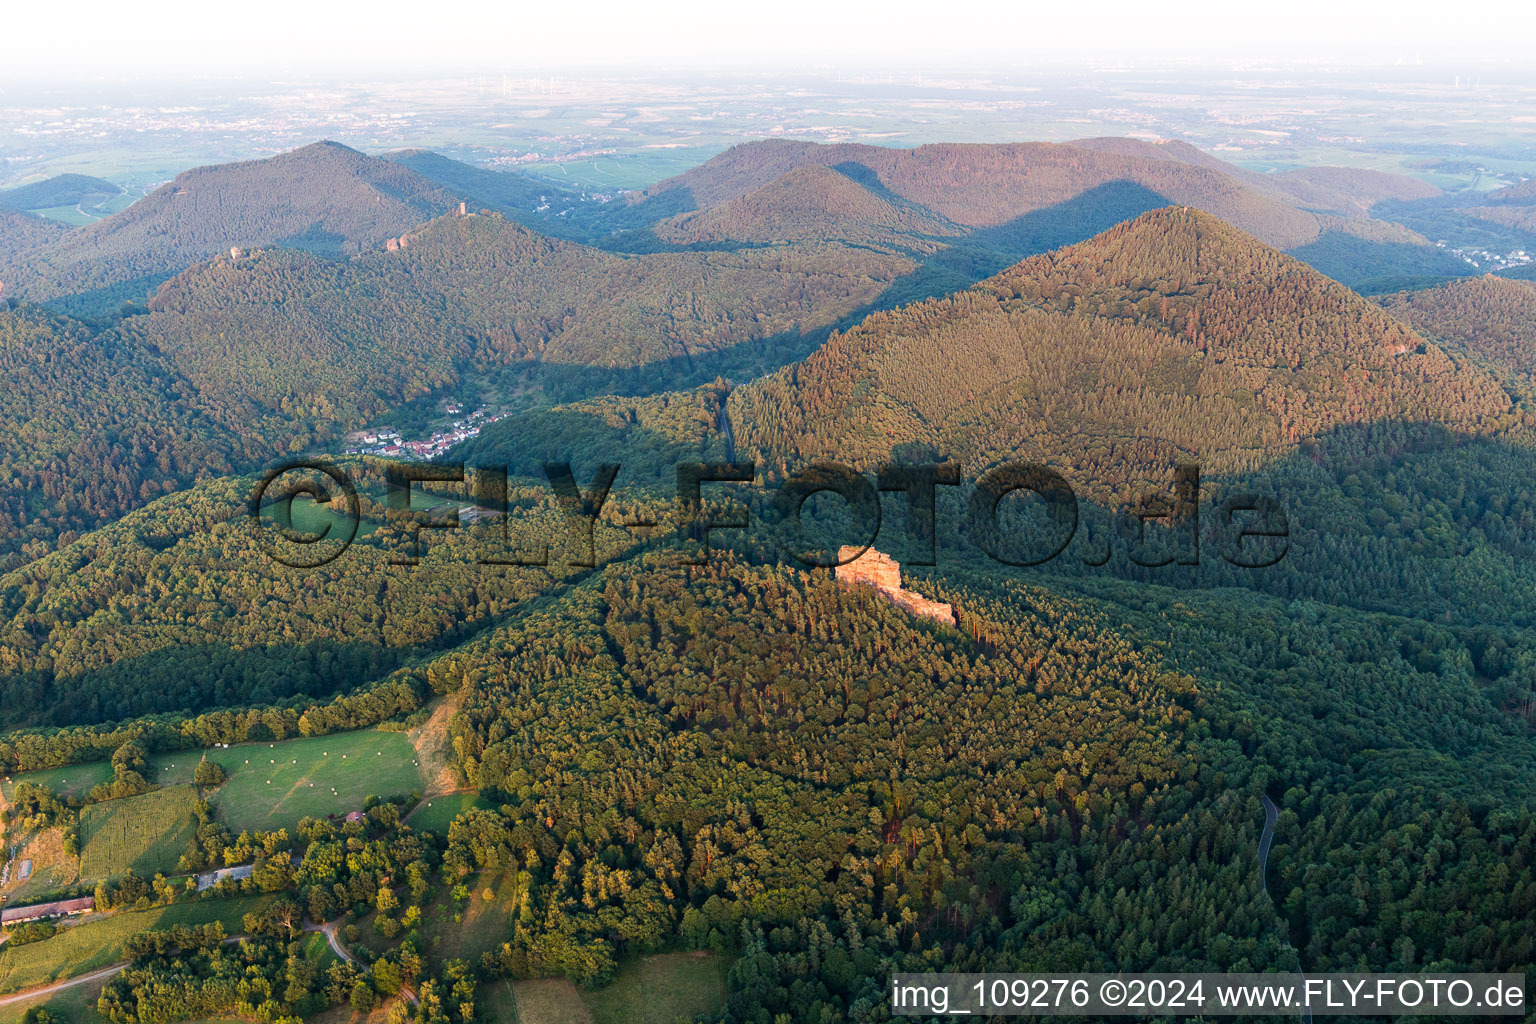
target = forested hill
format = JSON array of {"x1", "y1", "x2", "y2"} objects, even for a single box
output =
[
  {"x1": 2, "y1": 170, "x2": 1536, "y2": 1020},
  {"x1": 0, "y1": 305, "x2": 237, "y2": 564},
  {"x1": 1376, "y1": 275, "x2": 1536, "y2": 377},
  {"x1": 0, "y1": 142, "x2": 464, "y2": 315},
  {"x1": 625, "y1": 137, "x2": 1469, "y2": 288},
  {"x1": 0, "y1": 139, "x2": 1469, "y2": 322},
  {"x1": 728, "y1": 206, "x2": 1512, "y2": 484},
  {"x1": 122, "y1": 207, "x2": 917, "y2": 417},
  {"x1": 0, "y1": 172, "x2": 120, "y2": 211}
]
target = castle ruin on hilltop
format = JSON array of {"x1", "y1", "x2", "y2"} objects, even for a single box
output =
[{"x1": 834, "y1": 547, "x2": 956, "y2": 626}]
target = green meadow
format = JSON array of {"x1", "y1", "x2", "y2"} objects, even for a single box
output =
[
  {"x1": 0, "y1": 972, "x2": 104, "y2": 1024},
  {"x1": 3, "y1": 762, "x2": 114, "y2": 801},
  {"x1": 182, "y1": 731, "x2": 424, "y2": 832},
  {"x1": 6, "y1": 729, "x2": 426, "y2": 836},
  {"x1": 406, "y1": 792, "x2": 494, "y2": 834}
]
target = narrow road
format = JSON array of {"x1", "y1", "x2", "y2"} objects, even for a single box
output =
[
  {"x1": 0, "y1": 925, "x2": 416, "y2": 1012},
  {"x1": 0, "y1": 964, "x2": 126, "y2": 1007},
  {"x1": 309, "y1": 922, "x2": 419, "y2": 1006},
  {"x1": 1259, "y1": 793, "x2": 1279, "y2": 875},
  {"x1": 1259, "y1": 794, "x2": 1311, "y2": 1024},
  {"x1": 718, "y1": 401, "x2": 736, "y2": 463},
  {"x1": 308, "y1": 921, "x2": 356, "y2": 964},
  {"x1": 0, "y1": 933, "x2": 255, "y2": 1008}
]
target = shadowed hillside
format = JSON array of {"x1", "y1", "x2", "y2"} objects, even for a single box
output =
[
  {"x1": 631, "y1": 137, "x2": 1455, "y2": 286},
  {"x1": 653, "y1": 165, "x2": 965, "y2": 247},
  {"x1": 0, "y1": 305, "x2": 235, "y2": 564},
  {"x1": 120, "y1": 208, "x2": 918, "y2": 427},
  {"x1": 639, "y1": 138, "x2": 1437, "y2": 251},
  {"x1": 1070, "y1": 136, "x2": 1441, "y2": 215}
]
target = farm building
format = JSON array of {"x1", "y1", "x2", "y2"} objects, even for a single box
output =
[
  {"x1": 196, "y1": 864, "x2": 256, "y2": 892},
  {"x1": 1, "y1": 896, "x2": 95, "y2": 925}
]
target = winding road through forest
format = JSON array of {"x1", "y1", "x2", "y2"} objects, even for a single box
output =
[
  {"x1": 1260, "y1": 793, "x2": 1312, "y2": 1024},
  {"x1": 718, "y1": 400, "x2": 736, "y2": 463}
]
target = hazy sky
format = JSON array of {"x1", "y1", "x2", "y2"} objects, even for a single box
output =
[{"x1": 4, "y1": 0, "x2": 1532, "y2": 81}]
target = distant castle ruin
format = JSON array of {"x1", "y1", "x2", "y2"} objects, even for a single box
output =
[{"x1": 834, "y1": 547, "x2": 955, "y2": 626}]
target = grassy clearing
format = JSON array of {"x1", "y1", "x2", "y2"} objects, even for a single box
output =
[
  {"x1": 4, "y1": 729, "x2": 425, "y2": 892},
  {"x1": 421, "y1": 872, "x2": 515, "y2": 970},
  {"x1": 77, "y1": 786, "x2": 198, "y2": 883},
  {"x1": 307, "y1": 1002, "x2": 397, "y2": 1024},
  {"x1": 260, "y1": 485, "x2": 460, "y2": 543},
  {"x1": 475, "y1": 977, "x2": 524, "y2": 1024},
  {"x1": 507, "y1": 978, "x2": 593, "y2": 1024},
  {"x1": 195, "y1": 731, "x2": 423, "y2": 833},
  {"x1": 0, "y1": 895, "x2": 270, "y2": 994},
  {"x1": 581, "y1": 952, "x2": 728, "y2": 1024},
  {"x1": 2, "y1": 763, "x2": 113, "y2": 802},
  {"x1": 28, "y1": 205, "x2": 96, "y2": 227},
  {"x1": 491, "y1": 952, "x2": 727, "y2": 1024},
  {"x1": 260, "y1": 493, "x2": 379, "y2": 541},
  {"x1": 354, "y1": 869, "x2": 515, "y2": 966},
  {"x1": 302, "y1": 929, "x2": 340, "y2": 971},
  {"x1": 406, "y1": 792, "x2": 493, "y2": 835}
]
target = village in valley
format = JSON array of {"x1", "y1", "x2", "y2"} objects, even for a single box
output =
[{"x1": 341, "y1": 402, "x2": 509, "y2": 460}]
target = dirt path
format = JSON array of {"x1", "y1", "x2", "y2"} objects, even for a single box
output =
[{"x1": 308, "y1": 921, "x2": 356, "y2": 964}]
